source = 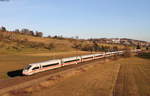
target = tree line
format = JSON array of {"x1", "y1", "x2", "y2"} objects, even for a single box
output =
[
  {"x1": 0, "y1": 26, "x2": 43, "y2": 37},
  {"x1": 72, "y1": 40, "x2": 120, "y2": 52}
]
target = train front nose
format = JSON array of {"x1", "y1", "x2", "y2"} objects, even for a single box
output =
[{"x1": 22, "y1": 70, "x2": 28, "y2": 75}]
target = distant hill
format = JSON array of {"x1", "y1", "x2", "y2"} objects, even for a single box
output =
[
  {"x1": 0, "y1": 26, "x2": 149, "y2": 54},
  {"x1": 0, "y1": 29, "x2": 77, "y2": 54},
  {"x1": 90, "y1": 38, "x2": 150, "y2": 46}
]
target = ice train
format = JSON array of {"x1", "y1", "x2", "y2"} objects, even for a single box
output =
[{"x1": 22, "y1": 51, "x2": 123, "y2": 75}]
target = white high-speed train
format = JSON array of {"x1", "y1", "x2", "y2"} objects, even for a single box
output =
[{"x1": 22, "y1": 51, "x2": 123, "y2": 75}]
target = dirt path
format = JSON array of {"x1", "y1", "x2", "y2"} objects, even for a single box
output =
[
  {"x1": 113, "y1": 61, "x2": 140, "y2": 96},
  {"x1": 113, "y1": 57, "x2": 150, "y2": 96}
]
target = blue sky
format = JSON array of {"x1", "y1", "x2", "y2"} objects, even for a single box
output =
[{"x1": 0, "y1": 0, "x2": 150, "y2": 41}]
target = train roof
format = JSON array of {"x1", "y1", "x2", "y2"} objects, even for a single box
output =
[
  {"x1": 62, "y1": 56, "x2": 78, "y2": 59},
  {"x1": 29, "y1": 59, "x2": 60, "y2": 66},
  {"x1": 106, "y1": 52, "x2": 111, "y2": 54},
  {"x1": 93, "y1": 53, "x2": 103, "y2": 56},
  {"x1": 81, "y1": 54, "x2": 95, "y2": 58}
]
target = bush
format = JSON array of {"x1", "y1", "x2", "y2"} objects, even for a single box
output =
[
  {"x1": 44, "y1": 43, "x2": 55, "y2": 50},
  {"x1": 137, "y1": 52, "x2": 150, "y2": 59},
  {"x1": 28, "y1": 42, "x2": 44, "y2": 48},
  {"x1": 122, "y1": 49, "x2": 131, "y2": 57}
]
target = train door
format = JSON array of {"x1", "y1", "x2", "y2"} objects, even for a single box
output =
[
  {"x1": 76, "y1": 57, "x2": 78, "y2": 64},
  {"x1": 80, "y1": 56, "x2": 83, "y2": 62},
  {"x1": 60, "y1": 59, "x2": 64, "y2": 67},
  {"x1": 39, "y1": 64, "x2": 43, "y2": 71}
]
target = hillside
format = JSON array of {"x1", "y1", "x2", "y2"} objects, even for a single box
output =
[
  {"x1": 0, "y1": 30, "x2": 77, "y2": 54},
  {"x1": 0, "y1": 28, "x2": 131, "y2": 54}
]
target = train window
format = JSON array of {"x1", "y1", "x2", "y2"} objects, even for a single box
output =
[
  {"x1": 95, "y1": 55, "x2": 103, "y2": 57},
  {"x1": 64, "y1": 59, "x2": 79, "y2": 63},
  {"x1": 83, "y1": 57, "x2": 93, "y2": 59},
  {"x1": 42, "y1": 63, "x2": 59, "y2": 67},
  {"x1": 24, "y1": 65, "x2": 32, "y2": 70},
  {"x1": 32, "y1": 66, "x2": 39, "y2": 70}
]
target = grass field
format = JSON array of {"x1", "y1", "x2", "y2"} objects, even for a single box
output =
[
  {"x1": 28, "y1": 57, "x2": 150, "y2": 96},
  {"x1": 0, "y1": 54, "x2": 150, "y2": 96},
  {"x1": 113, "y1": 57, "x2": 150, "y2": 96}
]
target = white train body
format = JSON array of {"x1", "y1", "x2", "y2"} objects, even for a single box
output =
[
  {"x1": 22, "y1": 51, "x2": 125, "y2": 75},
  {"x1": 62, "y1": 56, "x2": 81, "y2": 66},
  {"x1": 94, "y1": 54, "x2": 105, "y2": 59},
  {"x1": 23, "y1": 59, "x2": 61, "y2": 75},
  {"x1": 81, "y1": 54, "x2": 95, "y2": 62}
]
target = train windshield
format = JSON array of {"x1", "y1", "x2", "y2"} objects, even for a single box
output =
[{"x1": 24, "y1": 65, "x2": 32, "y2": 70}]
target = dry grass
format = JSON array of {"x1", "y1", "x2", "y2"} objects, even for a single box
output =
[
  {"x1": 113, "y1": 57, "x2": 150, "y2": 96},
  {"x1": 0, "y1": 31, "x2": 77, "y2": 53}
]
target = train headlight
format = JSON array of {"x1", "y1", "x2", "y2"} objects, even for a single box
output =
[{"x1": 22, "y1": 70, "x2": 28, "y2": 75}]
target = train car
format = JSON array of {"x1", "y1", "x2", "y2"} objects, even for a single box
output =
[
  {"x1": 105, "y1": 52, "x2": 112, "y2": 57},
  {"x1": 81, "y1": 54, "x2": 94, "y2": 62},
  {"x1": 118, "y1": 51, "x2": 124, "y2": 55},
  {"x1": 22, "y1": 59, "x2": 61, "y2": 75},
  {"x1": 94, "y1": 53, "x2": 105, "y2": 59},
  {"x1": 22, "y1": 51, "x2": 125, "y2": 75},
  {"x1": 110, "y1": 51, "x2": 118, "y2": 55},
  {"x1": 62, "y1": 56, "x2": 81, "y2": 66}
]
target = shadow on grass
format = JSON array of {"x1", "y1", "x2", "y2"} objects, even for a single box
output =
[
  {"x1": 137, "y1": 52, "x2": 150, "y2": 59},
  {"x1": 7, "y1": 69, "x2": 24, "y2": 77}
]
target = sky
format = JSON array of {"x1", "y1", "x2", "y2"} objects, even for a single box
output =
[{"x1": 0, "y1": 0, "x2": 150, "y2": 41}]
